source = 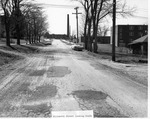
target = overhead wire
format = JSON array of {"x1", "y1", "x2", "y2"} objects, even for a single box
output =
[
  {"x1": 35, "y1": 3, "x2": 83, "y2": 9},
  {"x1": 33, "y1": 3, "x2": 148, "y2": 19}
]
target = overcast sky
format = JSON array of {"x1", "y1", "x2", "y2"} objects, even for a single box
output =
[{"x1": 35, "y1": 0, "x2": 148, "y2": 35}]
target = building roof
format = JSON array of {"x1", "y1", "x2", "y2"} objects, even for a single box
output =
[{"x1": 128, "y1": 35, "x2": 148, "y2": 45}]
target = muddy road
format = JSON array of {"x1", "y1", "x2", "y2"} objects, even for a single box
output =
[{"x1": 0, "y1": 40, "x2": 147, "y2": 117}]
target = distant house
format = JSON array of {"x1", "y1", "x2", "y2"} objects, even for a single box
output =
[
  {"x1": 110, "y1": 25, "x2": 148, "y2": 47},
  {"x1": 128, "y1": 35, "x2": 148, "y2": 55},
  {"x1": 81, "y1": 36, "x2": 110, "y2": 44}
]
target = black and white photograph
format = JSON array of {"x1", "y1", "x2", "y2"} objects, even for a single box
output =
[{"x1": 0, "y1": 0, "x2": 148, "y2": 118}]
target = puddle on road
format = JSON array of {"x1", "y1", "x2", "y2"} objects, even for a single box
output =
[
  {"x1": 18, "y1": 83, "x2": 32, "y2": 94},
  {"x1": 18, "y1": 66, "x2": 71, "y2": 78},
  {"x1": 22, "y1": 103, "x2": 51, "y2": 116},
  {"x1": 72, "y1": 90, "x2": 108, "y2": 100},
  {"x1": 29, "y1": 69, "x2": 46, "y2": 76},
  {"x1": 71, "y1": 90, "x2": 124, "y2": 117},
  {"x1": 0, "y1": 103, "x2": 52, "y2": 117},
  {"x1": 47, "y1": 66, "x2": 71, "y2": 77},
  {"x1": 0, "y1": 84, "x2": 56, "y2": 117},
  {"x1": 17, "y1": 68, "x2": 32, "y2": 74},
  {"x1": 12, "y1": 83, "x2": 57, "y2": 102},
  {"x1": 28, "y1": 84, "x2": 57, "y2": 101}
]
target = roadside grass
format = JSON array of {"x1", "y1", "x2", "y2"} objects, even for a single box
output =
[
  {"x1": 93, "y1": 51, "x2": 147, "y2": 64},
  {"x1": 0, "y1": 51, "x2": 23, "y2": 67},
  {"x1": 0, "y1": 43, "x2": 41, "y2": 67},
  {"x1": 0, "y1": 39, "x2": 54, "y2": 67},
  {"x1": 0, "y1": 45, "x2": 40, "y2": 54},
  {"x1": 0, "y1": 41, "x2": 49, "y2": 80},
  {"x1": 0, "y1": 38, "x2": 26, "y2": 45},
  {"x1": 97, "y1": 44, "x2": 147, "y2": 64},
  {"x1": 85, "y1": 43, "x2": 147, "y2": 64},
  {"x1": 67, "y1": 42, "x2": 148, "y2": 64},
  {"x1": 31, "y1": 42, "x2": 52, "y2": 47}
]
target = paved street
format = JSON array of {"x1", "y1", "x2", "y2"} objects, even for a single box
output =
[{"x1": 0, "y1": 39, "x2": 147, "y2": 117}]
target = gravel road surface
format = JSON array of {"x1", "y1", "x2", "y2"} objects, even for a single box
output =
[{"x1": 0, "y1": 39, "x2": 147, "y2": 117}]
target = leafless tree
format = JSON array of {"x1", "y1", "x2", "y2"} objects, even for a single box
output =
[
  {"x1": 22, "y1": 3, "x2": 48, "y2": 44},
  {"x1": 73, "y1": 0, "x2": 136, "y2": 53},
  {"x1": 11, "y1": 0, "x2": 24, "y2": 45},
  {"x1": 0, "y1": 0, "x2": 13, "y2": 46},
  {"x1": 98, "y1": 25, "x2": 109, "y2": 36},
  {"x1": 0, "y1": 0, "x2": 48, "y2": 45}
]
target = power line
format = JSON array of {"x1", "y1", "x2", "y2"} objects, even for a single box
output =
[
  {"x1": 35, "y1": 3, "x2": 83, "y2": 9},
  {"x1": 134, "y1": 15, "x2": 148, "y2": 19},
  {"x1": 138, "y1": 8, "x2": 148, "y2": 12}
]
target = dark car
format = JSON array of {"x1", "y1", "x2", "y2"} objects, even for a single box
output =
[
  {"x1": 72, "y1": 44, "x2": 84, "y2": 51},
  {"x1": 43, "y1": 39, "x2": 53, "y2": 45}
]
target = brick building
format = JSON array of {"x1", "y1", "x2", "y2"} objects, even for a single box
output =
[{"x1": 110, "y1": 25, "x2": 148, "y2": 47}]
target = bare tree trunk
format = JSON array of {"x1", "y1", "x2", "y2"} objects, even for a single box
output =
[
  {"x1": 16, "y1": 23, "x2": 20, "y2": 45},
  {"x1": 87, "y1": 19, "x2": 92, "y2": 51},
  {"x1": 28, "y1": 34, "x2": 31, "y2": 44},
  {"x1": 31, "y1": 33, "x2": 34, "y2": 43},
  {"x1": 5, "y1": 24, "x2": 11, "y2": 46},
  {"x1": 84, "y1": 17, "x2": 88, "y2": 50},
  {"x1": 38, "y1": 36, "x2": 41, "y2": 42},
  {"x1": 93, "y1": 0, "x2": 104, "y2": 53},
  {"x1": 4, "y1": 12, "x2": 10, "y2": 46},
  {"x1": 93, "y1": 26, "x2": 98, "y2": 53},
  {"x1": 14, "y1": 0, "x2": 21, "y2": 45},
  {"x1": 28, "y1": 27, "x2": 32, "y2": 44}
]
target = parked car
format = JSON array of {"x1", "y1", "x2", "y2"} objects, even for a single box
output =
[
  {"x1": 43, "y1": 39, "x2": 53, "y2": 45},
  {"x1": 72, "y1": 44, "x2": 84, "y2": 51}
]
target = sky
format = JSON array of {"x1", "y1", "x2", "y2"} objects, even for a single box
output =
[{"x1": 35, "y1": 0, "x2": 148, "y2": 35}]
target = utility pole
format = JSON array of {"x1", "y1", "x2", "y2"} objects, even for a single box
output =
[
  {"x1": 112, "y1": 0, "x2": 116, "y2": 61},
  {"x1": 67, "y1": 14, "x2": 70, "y2": 38},
  {"x1": 72, "y1": 7, "x2": 82, "y2": 43}
]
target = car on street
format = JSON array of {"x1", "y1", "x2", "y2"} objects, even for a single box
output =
[
  {"x1": 72, "y1": 44, "x2": 84, "y2": 51},
  {"x1": 43, "y1": 39, "x2": 53, "y2": 45}
]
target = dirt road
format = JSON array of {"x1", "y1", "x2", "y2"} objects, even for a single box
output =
[{"x1": 0, "y1": 39, "x2": 147, "y2": 117}]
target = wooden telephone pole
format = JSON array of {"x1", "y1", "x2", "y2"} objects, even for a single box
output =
[
  {"x1": 72, "y1": 7, "x2": 82, "y2": 43},
  {"x1": 67, "y1": 14, "x2": 70, "y2": 38}
]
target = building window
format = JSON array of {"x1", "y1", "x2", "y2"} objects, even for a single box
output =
[
  {"x1": 129, "y1": 32, "x2": 134, "y2": 36},
  {"x1": 119, "y1": 27, "x2": 123, "y2": 32},
  {"x1": 129, "y1": 26, "x2": 134, "y2": 30},
  {"x1": 119, "y1": 33, "x2": 122, "y2": 39},
  {"x1": 138, "y1": 26, "x2": 143, "y2": 30},
  {"x1": 129, "y1": 39, "x2": 133, "y2": 42},
  {"x1": 138, "y1": 32, "x2": 143, "y2": 37},
  {"x1": 144, "y1": 30, "x2": 148, "y2": 34},
  {"x1": 120, "y1": 40, "x2": 124, "y2": 43},
  {"x1": 119, "y1": 43, "x2": 125, "y2": 47}
]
